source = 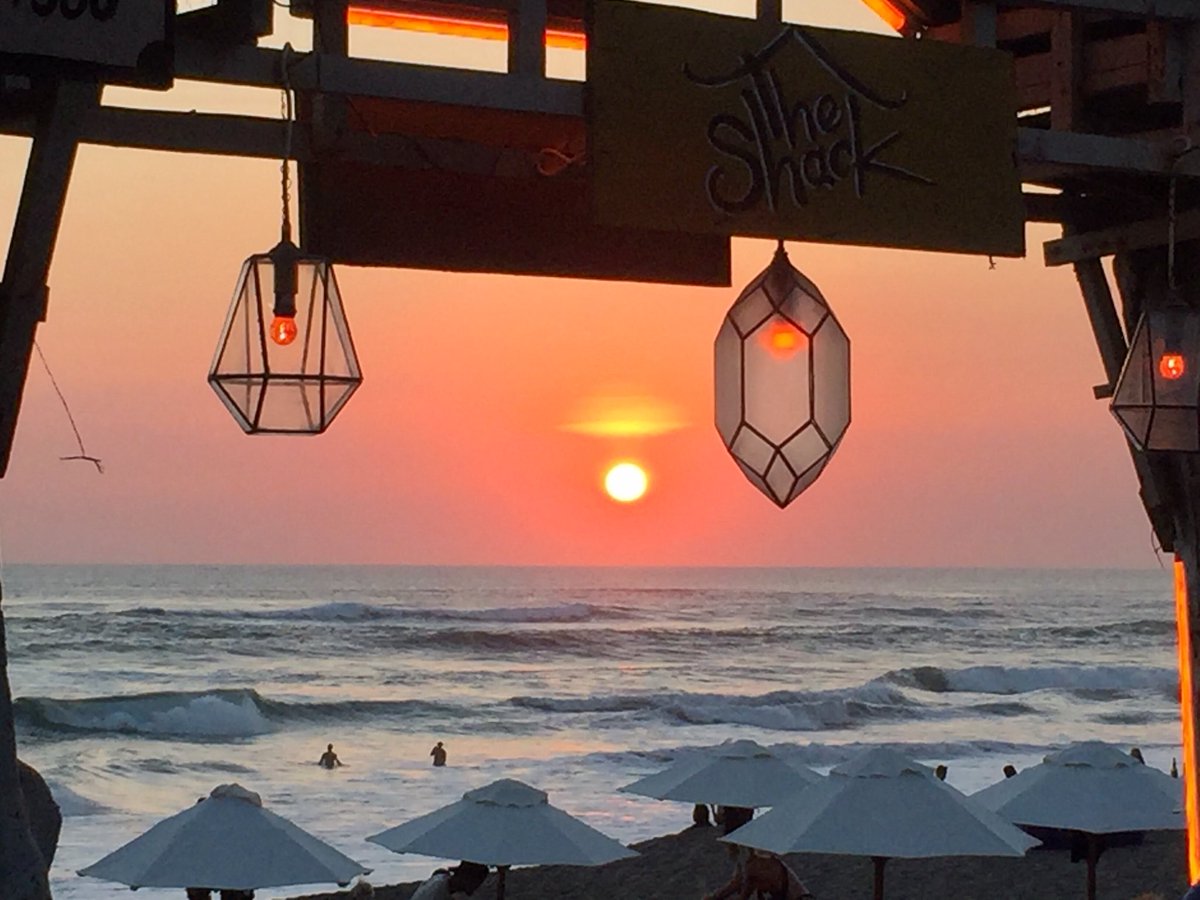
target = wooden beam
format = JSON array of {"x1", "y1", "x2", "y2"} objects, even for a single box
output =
[
  {"x1": 1044, "y1": 206, "x2": 1200, "y2": 264},
  {"x1": 509, "y1": 0, "x2": 548, "y2": 76},
  {"x1": 1050, "y1": 11, "x2": 1083, "y2": 130},
  {"x1": 1072, "y1": 256, "x2": 1128, "y2": 388},
  {"x1": 0, "y1": 106, "x2": 546, "y2": 177},
  {"x1": 0, "y1": 79, "x2": 99, "y2": 478},
  {"x1": 999, "y1": 0, "x2": 1200, "y2": 20},
  {"x1": 1018, "y1": 127, "x2": 1200, "y2": 176},
  {"x1": 173, "y1": 41, "x2": 585, "y2": 116}
]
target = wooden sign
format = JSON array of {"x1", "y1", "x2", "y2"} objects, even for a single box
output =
[
  {"x1": 0, "y1": 0, "x2": 173, "y2": 87},
  {"x1": 588, "y1": 1, "x2": 1025, "y2": 257}
]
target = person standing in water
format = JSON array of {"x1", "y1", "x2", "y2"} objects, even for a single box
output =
[
  {"x1": 319, "y1": 744, "x2": 342, "y2": 769},
  {"x1": 431, "y1": 741, "x2": 447, "y2": 767}
]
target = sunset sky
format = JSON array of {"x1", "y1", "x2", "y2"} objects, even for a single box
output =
[{"x1": 0, "y1": 2, "x2": 1164, "y2": 567}]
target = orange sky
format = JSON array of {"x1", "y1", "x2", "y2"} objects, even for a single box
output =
[{"x1": 0, "y1": 3, "x2": 1163, "y2": 567}]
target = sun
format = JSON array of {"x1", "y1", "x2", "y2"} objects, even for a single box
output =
[{"x1": 604, "y1": 462, "x2": 649, "y2": 503}]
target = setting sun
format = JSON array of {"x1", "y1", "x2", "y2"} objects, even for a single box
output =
[{"x1": 604, "y1": 462, "x2": 649, "y2": 503}]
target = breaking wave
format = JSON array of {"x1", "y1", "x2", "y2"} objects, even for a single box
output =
[{"x1": 884, "y1": 664, "x2": 1176, "y2": 697}]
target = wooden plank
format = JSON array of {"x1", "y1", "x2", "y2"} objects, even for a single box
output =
[
  {"x1": 1186, "y1": 23, "x2": 1200, "y2": 141},
  {"x1": 0, "y1": 105, "x2": 564, "y2": 178},
  {"x1": 0, "y1": 79, "x2": 100, "y2": 478},
  {"x1": 1072, "y1": 256, "x2": 1127, "y2": 388},
  {"x1": 997, "y1": 8, "x2": 1057, "y2": 42},
  {"x1": 1050, "y1": 11, "x2": 1082, "y2": 129},
  {"x1": 1015, "y1": 32, "x2": 1153, "y2": 108},
  {"x1": 173, "y1": 41, "x2": 585, "y2": 116},
  {"x1": 1147, "y1": 20, "x2": 1183, "y2": 103},
  {"x1": 1043, "y1": 205, "x2": 1200, "y2": 264},
  {"x1": 509, "y1": 0, "x2": 547, "y2": 76},
  {"x1": 999, "y1": 0, "x2": 1200, "y2": 20},
  {"x1": 1018, "y1": 126, "x2": 1200, "y2": 175}
]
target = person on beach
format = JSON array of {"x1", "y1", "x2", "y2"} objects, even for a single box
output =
[
  {"x1": 702, "y1": 843, "x2": 749, "y2": 900},
  {"x1": 431, "y1": 741, "x2": 448, "y2": 767},
  {"x1": 935, "y1": 764, "x2": 947, "y2": 781},
  {"x1": 411, "y1": 861, "x2": 488, "y2": 899},
  {"x1": 692, "y1": 803, "x2": 712, "y2": 827},
  {"x1": 1003, "y1": 764, "x2": 1017, "y2": 778},
  {"x1": 740, "y1": 851, "x2": 813, "y2": 900},
  {"x1": 319, "y1": 743, "x2": 342, "y2": 769},
  {"x1": 1131, "y1": 747, "x2": 1146, "y2": 764}
]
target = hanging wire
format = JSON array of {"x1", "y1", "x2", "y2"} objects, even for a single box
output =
[
  {"x1": 279, "y1": 42, "x2": 295, "y2": 243},
  {"x1": 33, "y1": 340, "x2": 102, "y2": 474}
]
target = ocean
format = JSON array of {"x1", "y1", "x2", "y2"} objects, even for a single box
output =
[{"x1": 2, "y1": 564, "x2": 1182, "y2": 899}]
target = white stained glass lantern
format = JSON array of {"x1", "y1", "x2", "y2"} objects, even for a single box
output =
[
  {"x1": 209, "y1": 239, "x2": 362, "y2": 434},
  {"x1": 1111, "y1": 305, "x2": 1200, "y2": 451},
  {"x1": 714, "y1": 244, "x2": 850, "y2": 507}
]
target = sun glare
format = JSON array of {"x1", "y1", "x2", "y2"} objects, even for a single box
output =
[{"x1": 604, "y1": 462, "x2": 648, "y2": 503}]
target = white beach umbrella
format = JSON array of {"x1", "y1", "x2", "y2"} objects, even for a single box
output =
[
  {"x1": 724, "y1": 747, "x2": 1038, "y2": 900},
  {"x1": 619, "y1": 738, "x2": 822, "y2": 808},
  {"x1": 973, "y1": 741, "x2": 1184, "y2": 900},
  {"x1": 368, "y1": 778, "x2": 636, "y2": 899},
  {"x1": 78, "y1": 783, "x2": 369, "y2": 891}
]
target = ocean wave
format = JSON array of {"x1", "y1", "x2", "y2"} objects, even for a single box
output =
[
  {"x1": 254, "y1": 601, "x2": 624, "y2": 624},
  {"x1": 15, "y1": 689, "x2": 275, "y2": 739},
  {"x1": 586, "y1": 737, "x2": 1043, "y2": 770},
  {"x1": 47, "y1": 781, "x2": 110, "y2": 817},
  {"x1": 512, "y1": 683, "x2": 920, "y2": 733},
  {"x1": 883, "y1": 664, "x2": 1176, "y2": 697},
  {"x1": 15, "y1": 689, "x2": 460, "y2": 739}
]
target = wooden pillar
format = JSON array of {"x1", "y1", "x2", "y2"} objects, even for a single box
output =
[
  {"x1": 0, "y1": 78, "x2": 99, "y2": 477},
  {"x1": 1114, "y1": 241, "x2": 1200, "y2": 881},
  {"x1": 509, "y1": 0, "x2": 547, "y2": 77},
  {"x1": 0, "y1": 75, "x2": 96, "y2": 900}
]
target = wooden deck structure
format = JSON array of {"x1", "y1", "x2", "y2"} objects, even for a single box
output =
[{"x1": 3, "y1": 0, "x2": 1200, "y2": 894}]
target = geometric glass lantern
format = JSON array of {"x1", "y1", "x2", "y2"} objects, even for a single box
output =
[
  {"x1": 1111, "y1": 305, "x2": 1200, "y2": 452},
  {"x1": 208, "y1": 238, "x2": 362, "y2": 434},
  {"x1": 714, "y1": 242, "x2": 851, "y2": 507}
]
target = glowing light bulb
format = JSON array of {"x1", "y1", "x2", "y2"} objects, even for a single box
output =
[
  {"x1": 1160, "y1": 353, "x2": 1186, "y2": 380},
  {"x1": 270, "y1": 315, "x2": 298, "y2": 346},
  {"x1": 760, "y1": 319, "x2": 804, "y2": 359}
]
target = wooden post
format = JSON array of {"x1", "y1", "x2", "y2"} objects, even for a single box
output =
[
  {"x1": 872, "y1": 855, "x2": 887, "y2": 900},
  {"x1": 0, "y1": 76, "x2": 96, "y2": 900},
  {"x1": 0, "y1": 78, "x2": 99, "y2": 478},
  {"x1": 1114, "y1": 241, "x2": 1200, "y2": 883},
  {"x1": 509, "y1": 0, "x2": 548, "y2": 78}
]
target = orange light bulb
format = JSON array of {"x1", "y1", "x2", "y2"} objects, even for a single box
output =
[
  {"x1": 270, "y1": 315, "x2": 298, "y2": 346},
  {"x1": 760, "y1": 319, "x2": 805, "y2": 359},
  {"x1": 1160, "y1": 353, "x2": 1187, "y2": 380}
]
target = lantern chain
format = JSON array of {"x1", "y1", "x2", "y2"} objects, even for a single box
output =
[{"x1": 279, "y1": 43, "x2": 295, "y2": 244}]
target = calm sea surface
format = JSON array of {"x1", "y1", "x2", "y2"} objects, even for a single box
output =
[{"x1": 1, "y1": 565, "x2": 1181, "y2": 898}]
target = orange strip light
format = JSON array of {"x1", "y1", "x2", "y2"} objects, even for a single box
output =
[
  {"x1": 859, "y1": 0, "x2": 907, "y2": 31},
  {"x1": 1175, "y1": 556, "x2": 1200, "y2": 884},
  {"x1": 348, "y1": 7, "x2": 586, "y2": 50}
]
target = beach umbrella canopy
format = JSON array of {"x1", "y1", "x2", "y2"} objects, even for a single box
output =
[
  {"x1": 78, "y1": 783, "x2": 369, "y2": 891},
  {"x1": 619, "y1": 739, "x2": 822, "y2": 808},
  {"x1": 973, "y1": 741, "x2": 1183, "y2": 833},
  {"x1": 973, "y1": 741, "x2": 1184, "y2": 900},
  {"x1": 723, "y1": 747, "x2": 1038, "y2": 900},
  {"x1": 368, "y1": 778, "x2": 636, "y2": 899}
]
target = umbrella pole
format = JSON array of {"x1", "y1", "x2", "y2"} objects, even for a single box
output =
[
  {"x1": 872, "y1": 856, "x2": 887, "y2": 900},
  {"x1": 496, "y1": 864, "x2": 508, "y2": 900},
  {"x1": 1086, "y1": 835, "x2": 1097, "y2": 900}
]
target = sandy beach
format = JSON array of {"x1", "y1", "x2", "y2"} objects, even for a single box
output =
[{"x1": 292, "y1": 824, "x2": 1189, "y2": 900}]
